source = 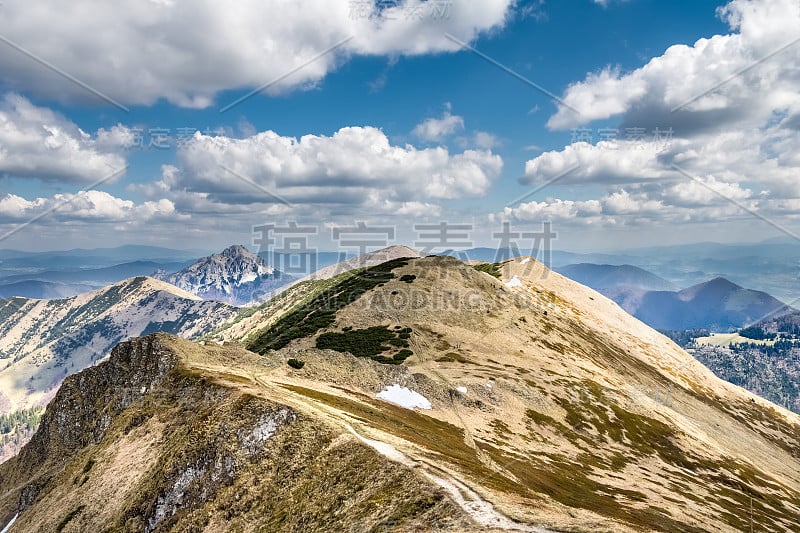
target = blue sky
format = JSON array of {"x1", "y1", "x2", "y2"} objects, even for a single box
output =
[{"x1": 0, "y1": 0, "x2": 797, "y2": 253}]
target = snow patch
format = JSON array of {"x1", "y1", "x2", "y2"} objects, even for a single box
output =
[
  {"x1": 344, "y1": 423, "x2": 415, "y2": 467},
  {"x1": 505, "y1": 276, "x2": 522, "y2": 287},
  {"x1": 456, "y1": 386, "x2": 468, "y2": 394},
  {"x1": 1, "y1": 514, "x2": 18, "y2": 533},
  {"x1": 376, "y1": 385, "x2": 431, "y2": 410},
  {"x1": 520, "y1": 257, "x2": 531, "y2": 265},
  {"x1": 238, "y1": 271, "x2": 258, "y2": 284}
]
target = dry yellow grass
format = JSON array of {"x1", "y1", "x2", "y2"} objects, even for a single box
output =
[{"x1": 2, "y1": 256, "x2": 800, "y2": 532}]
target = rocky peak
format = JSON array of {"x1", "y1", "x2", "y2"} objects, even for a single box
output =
[
  {"x1": 219, "y1": 244, "x2": 255, "y2": 260},
  {"x1": 24, "y1": 335, "x2": 179, "y2": 460},
  {"x1": 159, "y1": 245, "x2": 292, "y2": 305}
]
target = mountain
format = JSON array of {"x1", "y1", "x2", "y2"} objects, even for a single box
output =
[
  {"x1": 687, "y1": 310, "x2": 800, "y2": 414},
  {"x1": 0, "y1": 277, "x2": 236, "y2": 417},
  {"x1": 211, "y1": 245, "x2": 426, "y2": 342},
  {"x1": 556, "y1": 263, "x2": 675, "y2": 291},
  {"x1": 293, "y1": 245, "x2": 425, "y2": 284},
  {"x1": 158, "y1": 245, "x2": 293, "y2": 306},
  {"x1": 0, "y1": 245, "x2": 205, "y2": 266},
  {"x1": 0, "y1": 260, "x2": 193, "y2": 286},
  {"x1": 601, "y1": 277, "x2": 792, "y2": 330},
  {"x1": 0, "y1": 280, "x2": 95, "y2": 300},
  {"x1": 4, "y1": 256, "x2": 799, "y2": 531}
]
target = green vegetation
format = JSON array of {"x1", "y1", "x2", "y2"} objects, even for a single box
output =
[
  {"x1": 82, "y1": 458, "x2": 96, "y2": 473},
  {"x1": 0, "y1": 406, "x2": 43, "y2": 435},
  {"x1": 739, "y1": 325, "x2": 770, "y2": 340},
  {"x1": 435, "y1": 352, "x2": 473, "y2": 364},
  {"x1": 0, "y1": 406, "x2": 45, "y2": 460},
  {"x1": 658, "y1": 328, "x2": 710, "y2": 348},
  {"x1": 316, "y1": 326, "x2": 414, "y2": 365},
  {"x1": 472, "y1": 262, "x2": 501, "y2": 278},
  {"x1": 247, "y1": 258, "x2": 409, "y2": 354},
  {"x1": 393, "y1": 349, "x2": 413, "y2": 362},
  {"x1": 399, "y1": 274, "x2": 416, "y2": 283},
  {"x1": 56, "y1": 505, "x2": 86, "y2": 532},
  {"x1": 287, "y1": 358, "x2": 305, "y2": 369}
]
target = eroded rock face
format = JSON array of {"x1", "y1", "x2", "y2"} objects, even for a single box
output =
[
  {"x1": 28, "y1": 335, "x2": 180, "y2": 458},
  {"x1": 0, "y1": 334, "x2": 465, "y2": 532}
]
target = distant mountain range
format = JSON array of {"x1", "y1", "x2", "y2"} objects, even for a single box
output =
[
  {"x1": 602, "y1": 277, "x2": 792, "y2": 330},
  {"x1": 0, "y1": 277, "x2": 236, "y2": 416},
  {"x1": 547, "y1": 263, "x2": 791, "y2": 330},
  {"x1": 0, "y1": 260, "x2": 191, "y2": 287},
  {"x1": 0, "y1": 280, "x2": 95, "y2": 300},
  {"x1": 443, "y1": 240, "x2": 800, "y2": 303},
  {"x1": 555, "y1": 263, "x2": 675, "y2": 291},
  {"x1": 0, "y1": 244, "x2": 205, "y2": 266},
  {"x1": 158, "y1": 245, "x2": 294, "y2": 305}
]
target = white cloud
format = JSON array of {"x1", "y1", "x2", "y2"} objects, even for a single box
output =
[
  {"x1": 522, "y1": 139, "x2": 672, "y2": 185},
  {"x1": 548, "y1": 0, "x2": 800, "y2": 130},
  {"x1": 0, "y1": 94, "x2": 128, "y2": 183},
  {"x1": 497, "y1": 182, "x2": 760, "y2": 227},
  {"x1": 473, "y1": 131, "x2": 500, "y2": 149},
  {"x1": 514, "y1": 0, "x2": 800, "y2": 232},
  {"x1": 0, "y1": 0, "x2": 515, "y2": 107},
  {"x1": 413, "y1": 107, "x2": 465, "y2": 142},
  {"x1": 0, "y1": 191, "x2": 177, "y2": 223},
  {"x1": 156, "y1": 127, "x2": 502, "y2": 212}
]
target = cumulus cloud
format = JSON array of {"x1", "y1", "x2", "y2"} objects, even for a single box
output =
[
  {"x1": 522, "y1": 139, "x2": 674, "y2": 185},
  {"x1": 548, "y1": 0, "x2": 800, "y2": 130},
  {"x1": 0, "y1": 190, "x2": 177, "y2": 224},
  {"x1": 0, "y1": 0, "x2": 515, "y2": 107},
  {"x1": 0, "y1": 94, "x2": 128, "y2": 183},
  {"x1": 511, "y1": 0, "x2": 800, "y2": 231},
  {"x1": 412, "y1": 106, "x2": 465, "y2": 142},
  {"x1": 153, "y1": 126, "x2": 502, "y2": 213},
  {"x1": 497, "y1": 181, "x2": 759, "y2": 227}
]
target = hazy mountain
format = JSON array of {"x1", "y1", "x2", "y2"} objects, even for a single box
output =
[
  {"x1": 556, "y1": 263, "x2": 675, "y2": 291},
  {"x1": 604, "y1": 277, "x2": 792, "y2": 330},
  {"x1": 158, "y1": 245, "x2": 294, "y2": 306},
  {"x1": 0, "y1": 280, "x2": 95, "y2": 300},
  {"x1": 0, "y1": 244, "x2": 205, "y2": 265},
  {"x1": 0, "y1": 277, "x2": 236, "y2": 417},
  {"x1": 444, "y1": 247, "x2": 639, "y2": 267},
  {"x1": 5, "y1": 256, "x2": 797, "y2": 530},
  {"x1": 0, "y1": 260, "x2": 193, "y2": 286}
]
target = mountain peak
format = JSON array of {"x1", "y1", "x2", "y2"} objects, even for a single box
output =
[
  {"x1": 376, "y1": 244, "x2": 423, "y2": 257},
  {"x1": 705, "y1": 276, "x2": 740, "y2": 288},
  {"x1": 220, "y1": 244, "x2": 256, "y2": 259},
  {"x1": 285, "y1": 245, "x2": 423, "y2": 287},
  {"x1": 159, "y1": 245, "x2": 292, "y2": 305}
]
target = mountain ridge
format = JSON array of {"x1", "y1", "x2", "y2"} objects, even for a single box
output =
[
  {"x1": 555, "y1": 263, "x2": 675, "y2": 291},
  {"x1": 598, "y1": 276, "x2": 792, "y2": 330},
  {"x1": 3, "y1": 256, "x2": 800, "y2": 531},
  {"x1": 158, "y1": 245, "x2": 293, "y2": 305},
  {"x1": 0, "y1": 276, "x2": 236, "y2": 417}
]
